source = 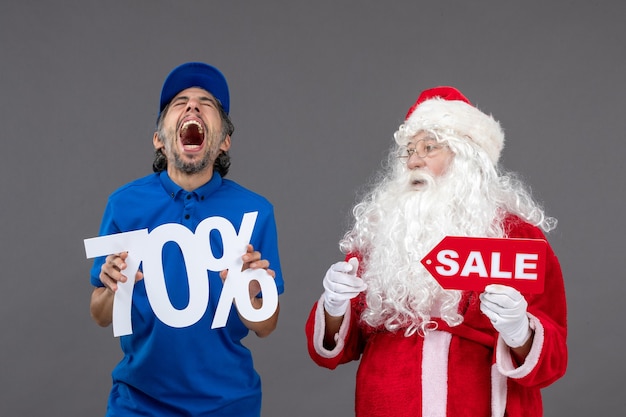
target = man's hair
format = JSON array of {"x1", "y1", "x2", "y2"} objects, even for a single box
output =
[{"x1": 152, "y1": 101, "x2": 234, "y2": 177}]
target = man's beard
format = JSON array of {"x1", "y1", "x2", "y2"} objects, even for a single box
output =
[
  {"x1": 172, "y1": 150, "x2": 213, "y2": 175},
  {"x1": 161, "y1": 126, "x2": 223, "y2": 175},
  {"x1": 345, "y1": 162, "x2": 503, "y2": 335}
]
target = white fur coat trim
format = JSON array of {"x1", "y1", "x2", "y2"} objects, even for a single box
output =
[
  {"x1": 422, "y1": 330, "x2": 452, "y2": 416},
  {"x1": 312, "y1": 295, "x2": 352, "y2": 359},
  {"x1": 495, "y1": 313, "x2": 544, "y2": 379}
]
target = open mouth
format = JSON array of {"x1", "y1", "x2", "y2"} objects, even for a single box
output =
[{"x1": 179, "y1": 120, "x2": 205, "y2": 150}]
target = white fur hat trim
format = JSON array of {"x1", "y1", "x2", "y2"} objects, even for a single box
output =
[{"x1": 400, "y1": 97, "x2": 505, "y2": 165}]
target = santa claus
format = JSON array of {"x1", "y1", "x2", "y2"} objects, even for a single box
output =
[{"x1": 305, "y1": 87, "x2": 567, "y2": 417}]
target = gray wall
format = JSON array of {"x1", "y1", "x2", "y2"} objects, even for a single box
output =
[{"x1": 1, "y1": 1, "x2": 623, "y2": 415}]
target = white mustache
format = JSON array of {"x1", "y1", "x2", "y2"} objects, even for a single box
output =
[{"x1": 407, "y1": 170, "x2": 436, "y2": 188}]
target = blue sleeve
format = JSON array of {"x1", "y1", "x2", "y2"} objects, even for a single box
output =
[{"x1": 89, "y1": 199, "x2": 120, "y2": 287}]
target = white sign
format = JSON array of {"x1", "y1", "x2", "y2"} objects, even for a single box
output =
[{"x1": 84, "y1": 211, "x2": 279, "y2": 337}]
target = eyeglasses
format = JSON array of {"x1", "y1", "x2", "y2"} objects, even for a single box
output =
[{"x1": 397, "y1": 139, "x2": 447, "y2": 161}]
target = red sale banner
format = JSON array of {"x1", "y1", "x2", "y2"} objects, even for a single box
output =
[{"x1": 420, "y1": 236, "x2": 547, "y2": 294}]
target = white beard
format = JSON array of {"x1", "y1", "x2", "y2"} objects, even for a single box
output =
[{"x1": 343, "y1": 160, "x2": 505, "y2": 335}]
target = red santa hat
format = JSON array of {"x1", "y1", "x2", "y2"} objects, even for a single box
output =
[{"x1": 401, "y1": 86, "x2": 505, "y2": 165}]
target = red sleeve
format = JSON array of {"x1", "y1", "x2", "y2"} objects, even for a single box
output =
[{"x1": 499, "y1": 216, "x2": 568, "y2": 388}]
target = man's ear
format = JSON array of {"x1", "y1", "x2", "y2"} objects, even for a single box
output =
[
  {"x1": 153, "y1": 132, "x2": 164, "y2": 152},
  {"x1": 220, "y1": 135, "x2": 232, "y2": 152}
]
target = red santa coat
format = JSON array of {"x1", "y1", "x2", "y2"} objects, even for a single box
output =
[{"x1": 305, "y1": 216, "x2": 567, "y2": 417}]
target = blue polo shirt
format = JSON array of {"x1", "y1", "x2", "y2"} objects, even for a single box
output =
[{"x1": 90, "y1": 171, "x2": 284, "y2": 417}]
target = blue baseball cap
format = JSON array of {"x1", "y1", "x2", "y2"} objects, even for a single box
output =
[{"x1": 159, "y1": 62, "x2": 230, "y2": 118}]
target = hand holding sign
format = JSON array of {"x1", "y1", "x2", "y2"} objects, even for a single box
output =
[
  {"x1": 219, "y1": 244, "x2": 275, "y2": 294},
  {"x1": 479, "y1": 284, "x2": 531, "y2": 348},
  {"x1": 420, "y1": 236, "x2": 547, "y2": 294},
  {"x1": 99, "y1": 251, "x2": 144, "y2": 292}
]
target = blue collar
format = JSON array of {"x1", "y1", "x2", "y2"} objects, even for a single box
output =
[{"x1": 159, "y1": 170, "x2": 223, "y2": 201}]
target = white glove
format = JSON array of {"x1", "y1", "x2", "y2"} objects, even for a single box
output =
[
  {"x1": 322, "y1": 257, "x2": 367, "y2": 317},
  {"x1": 479, "y1": 284, "x2": 531, "y2": 348}
]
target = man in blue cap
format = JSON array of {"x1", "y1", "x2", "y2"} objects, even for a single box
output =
[{"x1": 89, "y1": 62, "x2": 284, "y2": 416}]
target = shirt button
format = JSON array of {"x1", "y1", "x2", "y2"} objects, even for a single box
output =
[{"x1": 184, "y1": 214, "x2": 190, "y2": 219}]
